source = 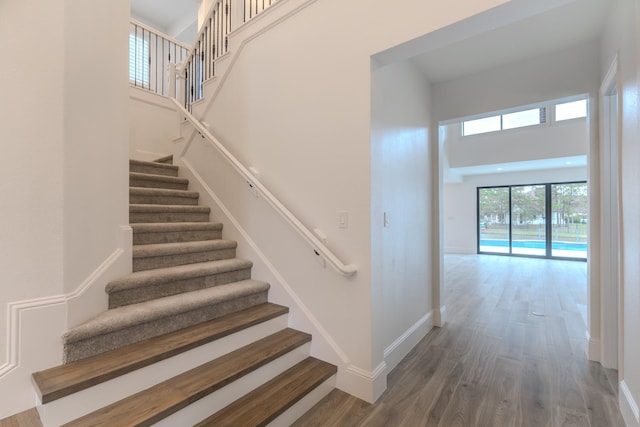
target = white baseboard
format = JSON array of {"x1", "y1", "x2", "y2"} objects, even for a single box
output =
[
  {"x1": 384, "y1": 311, "x2": 433, "y2": 375},
  {"x1": 434, "y1": 305, "x2": 447, "y2": 327},
  {"x1": 337, "y1": 362, "x2": 387, "y2": 404},
  {"x1": 586, "y1": 330, "x2": 601, "y2": 362},
  {"x1": 621, "y1": 380, "x2": 640, "y2": 427}
]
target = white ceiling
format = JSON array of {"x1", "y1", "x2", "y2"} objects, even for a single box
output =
[
  {"x1": 411, "y1": 0, "x2": 611, "y2": 84},
  {"x1": 131, "y1": 0, "x2": 201, "y2": 43}
]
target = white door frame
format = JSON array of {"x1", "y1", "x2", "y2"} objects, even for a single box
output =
[{"x1": 595, "y1": 54, "x2": 622, "y2": 372}]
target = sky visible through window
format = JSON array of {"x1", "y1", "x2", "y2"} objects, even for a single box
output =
[
  {"x1": 503, "y1": 108, "x2": 542, "y2": 130},
  {"x1": 555, "y1": 99, "x2": 587, "y2": 121},
  {"x1": 462, "y1": 108, "x2": 545, "y2": 136},
  {"x1": 462, "y1": 98, "x2": 587, "y2": 136},
  {"x1": 129, "y1": 34, "x2": 149, "y2": 86}
]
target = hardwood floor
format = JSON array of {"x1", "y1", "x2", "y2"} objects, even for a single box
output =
[{"x1": 294, "y1": 254, "x2": 626, "y2": 427}]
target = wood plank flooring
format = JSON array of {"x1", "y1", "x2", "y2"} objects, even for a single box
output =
[
  {"x1": 0, "y1": 409, "x2": 42, "y2": 427},
  {"x1": 294, "y1": 254, "x2": 625, "y2": 427}
]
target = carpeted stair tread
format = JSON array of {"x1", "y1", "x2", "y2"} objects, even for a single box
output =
[
  {"x1": 133, "y1": 239, "x2": 236, "y2": 257},
  {"x1": 62, "y1": 328, "x2": 311, "y2": 427},
  {"x1": 129, "y1": 204, "x2": 209, "y2": 213},
  {"x1": 153, "y1": 154, "x2": 173, "y2": 164},
  {"x1": 131, "y1": 222, "x2": 222, "y2": 233},
  {"x1": 64, "y1": 280, "x2": 269, "y2": 344},
  {"x1": 107, "y1": 258, "x2": 252, "y2": 293},
  {"x1": 33, "y1": 303, "x2": 289, "y2": 404},
  {"x1": 107, "y1": 258, "x2": 253, "y2": 308},
  {"x1": 129, "y1": 172, "x2": 187, "y2": 185},
  {"x1": 129, "y1": 187, "x2": 199, "y2": 207},
  {"x1": 129, "y1": 159, "x2": 178, "y2": 177},
  {"x1": 132, "y1": 240, "x2": 238, "y2": 271},
  {"x1": 195, "y1": 357, "x2": 337, "y2": 427},
  {"x1": 131, "y1": 222, "x2": 223, "y2": 245},
  {"x1": 129, "y1": 204, "x2": 210, "y2": 223},
  {"x1": 129, "y1": 172, "x2": 189, "y2": 191}
]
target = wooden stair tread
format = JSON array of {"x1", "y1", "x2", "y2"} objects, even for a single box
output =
[
  {"x1": 196, "y1": 357, "x2": 337, "y2": 427},
  {"x1": 33, "y1": 303, "x2": 288, "y2": 403},
  {"x1": 62, "y1": 328, "x2": 311, "y2": 427}
]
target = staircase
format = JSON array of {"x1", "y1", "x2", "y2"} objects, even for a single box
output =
[{"x1": 31, "y1": 157, "x2": 336, "y2": 426}]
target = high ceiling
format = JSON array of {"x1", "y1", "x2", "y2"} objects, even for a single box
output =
[{"x1": 411, "y1": 0, "x2": 611, "y2": 83}]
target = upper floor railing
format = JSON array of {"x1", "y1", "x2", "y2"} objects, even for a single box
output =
[
  {"x1": 182, "y1": 0, "x2": 280, "y2": 109},
  {"x1": 129, "y1": 19, "x2": 191, "y2": 98}
]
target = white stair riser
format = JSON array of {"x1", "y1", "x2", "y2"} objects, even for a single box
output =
[
  {"x1": 38, "y1": 315, "x2": 288, "y2": 426},
  {"x1": 154, "y1": 343, "x2": 311, "y2": 427},
  {"x1": 268, "y1": 375, "x2": 336, "y2": 427}
]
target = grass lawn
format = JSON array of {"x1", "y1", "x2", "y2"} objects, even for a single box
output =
[{"x1": 481, "y1": 224, "x2": 587, "y2": 242}]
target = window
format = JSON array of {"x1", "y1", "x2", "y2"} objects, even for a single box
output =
[
  {"x1": 555, "y1": 99, "x2": 587, "y2": 121},
  {"x1": 129, "y1": 34, "x2": 149, "y2": 86},
  {"x1": 462, "y1": 107, "x2": 546, "y2": 136},
  {"x1": 462, "y1": 116, "x2": 501, "y2": 136},
  {"x1": 503, "y1": 108, "x2": 545, "y2": 130}
]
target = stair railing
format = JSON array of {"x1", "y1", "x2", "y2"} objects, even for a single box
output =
[
  {"x1": 167, "y1": 94, "x2": 358, "y2": 277},
  {"x1": 129, "y1": 19, "x2": 191, "y2": 98},
  {"x1": 181, "y1": 0, "x2": 281, "y2": 110}
]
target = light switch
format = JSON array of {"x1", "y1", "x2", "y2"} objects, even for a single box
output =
[
  {"x1": 338, "y1": 211, "x2": 348, "y2": 229},
  {"x1": 384, "y1": 212, "x2": 390, "y2": 228}
]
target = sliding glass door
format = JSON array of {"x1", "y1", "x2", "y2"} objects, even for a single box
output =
[
  {"x1": 511, "y1": 185, "x2": 546, "y2": 256},
  {"x1": 478, "y1": 187, "x2": 510, "y2": 253},
  {"x1": 551, "y1": 183, "x2": 588, "y2": 259},
  {"x1": 478, "y1": 182, "x2": 587, "y2": 260}
]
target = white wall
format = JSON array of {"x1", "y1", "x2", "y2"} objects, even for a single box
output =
[
  {"x1": 129, "y1": 87, "x2": 180, "y2": 160},
  {"x1": 187, "y1": 0, "x2": 509, "y2": 402},
  {"x1": 446, "y1": 118, "x2": 588, "y2": 169},
  {"x1": 600, "y1": 0, "x2": 640, "y2": 425},
  {"x1": 371, "y1": 60, "x2": 434, "y2": 375},
  {"x1": 432, "y1": 39, "x2": 601, "y2": 123},
  {"x1": 0, "y1": 0, "x2": 130, "y2": 418},
  {"x1": 444, "y1": 168, "x2": 588, "y2": 254}
]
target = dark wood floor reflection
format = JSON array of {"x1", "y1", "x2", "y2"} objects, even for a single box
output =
[{"x1": 294, "y1": 254, "x2": 625, "y2": 427}]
